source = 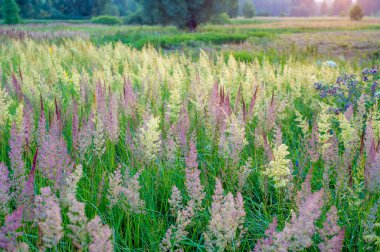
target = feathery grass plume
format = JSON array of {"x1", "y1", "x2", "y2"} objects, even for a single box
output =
[
  {"x1": 273, "y1": 124, "x2": 283, "y2": 149},
  {"x1": 34, "y1": 187, "x2": 63, "y2": 250},
  {"x1": 236, "y1": 158, "x2": 253, "y2": 191},
  {"x1": 318, "y1": 107, "x2": 332, "y2": 155},
  {"x1": 256, "y1": 191, "x2": 324, "y2": 251},
  {"x1": 306, "y1": 123, "x2": 320, "y2": 163},
  {"x1": 353, "y1": 94, "x2": 367, "y2": 134},
  {"x1": 18, "y1": 149, "x2": 37, "y2": 221},
  {"x1": 175, "y1": 103, "x2": 190, "y2": 151},
  {"x1": 11, "y1": 72, "x2": 23, "y2": 101},
  {"x1": 107, "y1": 91, "x2": 119, "y2": 143},
  {"x1": 363, "y1": 199, "x2": 380, "y2": 251},
  {"x1": 219, "y1": 113, "x2": 248, "y2": 163},
  {"x1": 0, "y1": 206, "x2": 24, "y2": 251},
  {"x1": 185, "y1": 140, "x2": 205, "y2": 211},
  {"x1": 164, "y1": 125, "x2": 178, "y2": 162},
  {"x1": 123, "y1": 77, "x2": 137, "y2": 117},
  {"x1": 264, "y1": 144, "x2": 292, "y2": 189},
  {"x1": 168, "y1": 186, "x2": 183, "y2": 216},
  {"x1": 107, "y1": 167, "x2": 123, "y2": 208},
  {"x1": 38, "y1": 116, "x2": 72, "y2": 189},
  {"x1": 364, "y1": 121, "x2": 375, "y2": 158},
  {"x1": 87, "y1": 216, "x2": 113, "y2": 252},
  {"x1": 66, "y1": 193, "x2": 88, "y2": 250},
  {"x1": 72, "y1": 101, "x2": 79, "y2": 150},
  {"x1": 77, "y1": 113, "x2": 94, "y2": 161},
  {"x1": 0, "y1": 163, "x2": 10, "y2": 214},
  {"x1": 95, "y1": 80, "x2": 107, "y2": 129},
  {"x1": 294, "y1": 110, "x2": 309, "y2": 136},
  {"x1": 108, "y1": 165, "x2": 146, "y2": 214},
  {"x1": 22, "y1": 104, "x2": 33, "y2": 149},
  {"x1": 204, "y1": 179, "x2": 246, "y2": 251},
  {"x1": 37, "y1": 96, "x2": 46, "y2": 147},
  {"x1": 365, "y1": 151, "x2": 380, "y2": 192},
  {"x1": 264, "y1": 96, "x2": 277, "y2": 132},
  {"x1": 160, "y1": 202, "x2": 194, "y2": 251},
  {"x1": 208, "y1": 83, "x2": 231, "y2": 129},
  {"x1": 0, "y1": 86, "x2": 11, "y2": 128},
  {"x1": 63, "y1": 166, "x2": 88, "y2": 250},
  {"x1": 256, "y1": 170, "x2": 324, "y2": 251},
  {"x1": 9, "y1": 122, "x2": 25, "y2": 201},
  {"x1": 137, "y1": 114, "x2": 161, "y2": 161},
  {"x1": 318, "y1": 206, "x2": 345, "y2": 252},
  {"x1": 93, "y1": 119, "x2": 106, "y2": 158}
]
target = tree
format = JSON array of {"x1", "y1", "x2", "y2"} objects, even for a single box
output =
[
  {"x1": 290, "y1": 0, "x2": 316, "y2": 16},
  {"x1": 2, "y1": 0, "x2": 21, "y2": 24},
  {"x1": 350, "y1": 3, "x2": 364, "y2": 20},
  {"x1": 243, "y1": 1, "x2": 255, "y2": 18},
  {"x1": 332, "y1": 0, "x2": 351, "y2": 15},
  {"x1": 141, "y1": 0, "x2": 214, "y2": 31}
]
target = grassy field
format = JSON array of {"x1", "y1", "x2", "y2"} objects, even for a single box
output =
[{"x1": 0, "y1": 17, "x2": 379, "y2": 251}]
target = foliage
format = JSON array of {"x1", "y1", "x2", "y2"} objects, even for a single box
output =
[
  {"x1": 2, "y1": 0, "x2": 21, "y2": 24},
  {"x1": 350, "y1": 4, "x2": 365, "y2": 21},
  {"x1": 209, "y1": 12, "x2": 231, "y2": 25},
  {"x1": 243, "y1": 1, "x2": 256, "y2": 18},
  {"x1": 91, "y1": 15, "x2": 122, "y2": 25}
]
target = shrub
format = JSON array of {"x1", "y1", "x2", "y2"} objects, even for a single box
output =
[
  {"x1": 91, "y1": 15, "x2": 122, "y2": 25},
  {"x1": 350, "y1": 4, "x2": 364, "y2": 21},
  {"x1": 2, "y1": 0, "x2": 21, "y2": 24},
  {"x1": 209, "y1": 12, "x2": 230, "y2": 25},
  {"x1": 243, "y1": 2, "x2": 256, "y2": 18}
]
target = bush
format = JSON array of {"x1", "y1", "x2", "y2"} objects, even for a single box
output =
[
  {"x1": 2, "y1": 0, "x2": 21, "y2": 24},
  {"x1": 243, "y1": 2, "x2": 256, "y2": 18},
  {"x1": 209, "y1": 12, "x2": 230, "y2": 25},
  {"x1": 350, "y1": 4, "x2": 364, "y2": 21},
  {"x1": 91, "y1": 15, "x2": 122, "y2": 25}
]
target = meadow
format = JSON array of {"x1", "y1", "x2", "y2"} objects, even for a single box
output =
[{"x1": 0, "y1": 17, "x2": 379, "y2": 251}]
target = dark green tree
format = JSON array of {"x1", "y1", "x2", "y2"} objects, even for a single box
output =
[
  {"x1": 141, "y1": 0, "x2": 214, "y2": 31},
  {"x1": 350, "y1": 3, "x2": 364, "y2": 20},
  {"x1": 3, "y1": 0, "x2": 21, "y2": 24},
  {"x1": 243, "y1": 1, "x2": 255, "y2": 18}
]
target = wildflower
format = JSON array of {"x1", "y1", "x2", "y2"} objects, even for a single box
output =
[
  {"x1": 34, "y1": 187, "x2": 63, "y2": 249},
  {"x1": 264, "y1": 144, "x2": 292, "y2": 188},
  {"x1": 9, "y1": 122, "x2": 25, "y2": 201},
  {"x1": 0, "y1": 163, "x2": 10, "y2": 214},
  {"x1": 0, "y1": 206, "x2": 24, "y2": 251},
  {"x1": 87, "y1": 216, "x2": 113, "y2": 252},
  {"x1": 185, "y1": 140, "x2": 205, "y2": 211},
  {"x1": 204, "y1": 179, "x2": 246, "y2": 251},
  {"x1": 137, "y1": 114, "x2": 161, "y2": 161}
]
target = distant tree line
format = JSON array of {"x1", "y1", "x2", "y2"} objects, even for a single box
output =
[{"x1": 1, "y1": 0, "x2": 379, "y2": 26}]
